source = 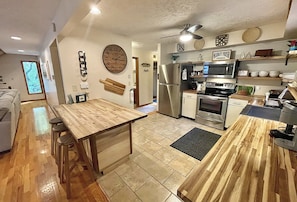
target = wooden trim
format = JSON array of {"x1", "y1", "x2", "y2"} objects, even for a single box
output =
[{"x1": 133, "y1": 57, "x2": 140, "y2": 107}]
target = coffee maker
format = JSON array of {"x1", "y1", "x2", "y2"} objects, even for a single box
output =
[{"x1": 270, "y1": 101, "x2": 297, "y2": 151}]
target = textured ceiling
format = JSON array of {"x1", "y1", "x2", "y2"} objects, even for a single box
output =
[
  {"x1": 0, "y1": 0, "x2": 295, "y2": 55},
  {"x1": 0, "y1": 0, "x2": 61, "y2": 55},
  {"x1": 81, "y1": 0, "x2": 292, "y2": 49}
]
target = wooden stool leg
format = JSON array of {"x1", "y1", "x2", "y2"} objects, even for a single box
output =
[
  {"x1": 50, "y1": 126, "x2": 54, "y2": 155},
  {"x1": 64, "y1": 145, "x2": 71, "y2": 199},
  {"x1": 57, "y1": 143, "x2": 63, "y2": 184}
]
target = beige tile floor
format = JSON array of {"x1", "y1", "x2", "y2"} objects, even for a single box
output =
[{"x1": 97, "y1": 112, "x2": 225, "y2": 202}]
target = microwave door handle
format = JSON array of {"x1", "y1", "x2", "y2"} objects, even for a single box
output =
[{"x1": 226, "y1": 66, "x2": 229, "y2": 73}]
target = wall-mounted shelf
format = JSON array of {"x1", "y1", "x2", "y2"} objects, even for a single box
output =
[
  {"x1": 237, "y1": 76, "x2": 282, "y2": 81},
  {"x1": 238, "y1": 56, "x2": 286, "y2": 62}
]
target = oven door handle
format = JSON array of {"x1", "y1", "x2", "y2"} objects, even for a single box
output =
[{"x1": 198, "y1": 96, "x2": 227, "y2": 101}]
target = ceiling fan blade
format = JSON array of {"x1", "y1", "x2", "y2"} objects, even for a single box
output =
[
  {"x1": 191, "y1": 34, "x2": 203, "y2": 40},
  {"x1": 187, "y1": 24, "x2": 202, "y2": 33},
  {"x1": 160, "y1": 34, "x2": 179, "y2": 39}
]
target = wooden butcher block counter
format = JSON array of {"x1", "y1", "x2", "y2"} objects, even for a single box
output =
[
  {"x1": 178, "y1": 115, "x2": 297, "y2": 202},
  {"x1": 54, "y1": 98, "x2": 147, "y2": 175}
]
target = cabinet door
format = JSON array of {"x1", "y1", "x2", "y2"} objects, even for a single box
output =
[
  {"x1": 182, "y1": 93, "x2": 197, "y2": 119},
  {"x1": 225, "y1": 98, "x2": 248, "y2": 128}
]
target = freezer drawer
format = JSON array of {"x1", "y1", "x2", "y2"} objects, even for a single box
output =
[{"x1": 158, "y1": 84, "x2": 181, "y2": 118}]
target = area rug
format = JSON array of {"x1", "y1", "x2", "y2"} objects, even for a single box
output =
[{"x1": 170, "y1": 128, "x2": 220, "y2": 161}]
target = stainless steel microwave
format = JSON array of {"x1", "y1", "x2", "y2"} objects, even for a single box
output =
[{"x1": 203, "y1": 60, "x2": 239, "y2": 78}]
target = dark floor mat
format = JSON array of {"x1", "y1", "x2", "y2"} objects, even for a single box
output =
[
  {"x1": 170, "y1": 128, "x2": 220, "y2": 161},
  {"x1": 241, "y1": 105, "x2": 281, "y2": 121}
]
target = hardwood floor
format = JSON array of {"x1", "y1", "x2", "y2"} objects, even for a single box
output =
[{"x1": 0, "y1": 100, "x2": 94, "y2": 202}]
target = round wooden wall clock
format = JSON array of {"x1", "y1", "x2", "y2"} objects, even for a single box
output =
[{"x1": 102, "y1": 44, "x2": 127, "y2": 73}]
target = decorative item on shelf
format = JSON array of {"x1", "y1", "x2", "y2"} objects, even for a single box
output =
[
  {"x1": 288, "y1": 40, "x2": 297, "y2": 53},
  {"x1": 75, "y1": 93, "x2": 87, "y2": 103},
  {"x1": 177, "y1": 43, "x2": 185, "y2": 52},
  {"x1": 242, "y1": 27, "x2": 261, "y2": 43},
  {"x1": 102, "y1": 44, "x2": 127, "y2": 73},
  {"x1": 99, "y1": 78, "x2": 126, "y2": 95},
  {"x1": 250, "y1": 71, "x2": 259, "y2": 77},
  {"x1": 255, "y1": 49, "x2": 273, "y2": 57},
  {"x1": 212, "y1": 49, "x2": 231, "y2": 61},
  {"x1": 259, "y1": 71, "x2": 269, "y2": 77},
  {"x1": 237, "y1": 70, "x2": 249, "y2": 77},
  {"x1": 215, "y1": 34, "x2": 229, "y2": 47},
  {"x1": 194, "y1": 39, "x2": 205, "y2": 50},
  {"x1": 78, "y1": 51, "x2": 87, "y2": 76},
  {"x1": 172, "y1": 54, "x2": 179, "y2": 63},
  {"x1": 269, "y1": 71, "x2": 280, "y2": 78}
]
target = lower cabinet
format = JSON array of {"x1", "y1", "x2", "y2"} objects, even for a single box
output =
[
  {"x1": 225, "y1": 98, "x2": 248, "y2": 128},
  {"x1": 182, "y1": 92, "x2": 197, "y2": 119}
]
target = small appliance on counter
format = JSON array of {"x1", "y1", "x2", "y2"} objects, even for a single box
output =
[{"x1": 270, "y1": 101, "x2": 297, "y2": 151}]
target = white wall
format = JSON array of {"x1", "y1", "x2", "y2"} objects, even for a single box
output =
[
  {"x1": 0, "y1": 54, "x2": 45, "y2": 101},
  {"x1": 39, "y1": 47, "x2": 60, "y2": 106},
  {"x1": 57, "y1": 25, "x2": 134, "y2": 108},
  {"x1": 132, "y1": 48, "x2": 154, "y2": 105}
]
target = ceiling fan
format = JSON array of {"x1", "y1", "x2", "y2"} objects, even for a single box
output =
[
  {"x1": 162, "y1": 24, "x2": 203, "y2": 42},
  {"x1": 180, "y1": 24, "x2": 203, "y2": 41}
]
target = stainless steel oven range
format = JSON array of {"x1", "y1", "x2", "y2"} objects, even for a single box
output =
[{"x1": 196, "y1": 82, "x2": 236, "y2": 130}]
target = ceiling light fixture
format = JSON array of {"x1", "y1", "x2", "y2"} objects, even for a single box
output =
[
  {"x1": 11, "y1": 36, "x2": 22, "y2": 40},
  {"x1": 179, "y1": 31, "x2": 193, "y2": 42},
  {"x1": 90, "y1": 6, "x2": 101, "y2": 14},
  {"x1": 18, "y1": 49, "x2": 24, "y2": 52}
]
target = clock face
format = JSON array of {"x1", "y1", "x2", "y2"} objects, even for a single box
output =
[
  {"x1": 215, "y1": 34, "x2": 229, "y2": 47},
  {"x1": 102, "y1": 44, "x2": 127, "y2": 73}
]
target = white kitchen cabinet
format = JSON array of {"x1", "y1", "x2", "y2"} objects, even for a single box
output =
[
  {"x1": 225, "y1": 98, "x2": 248, "y2": 128},
  {"x1": 182, "y1": 92, "x2": 197, "y2": 119}
]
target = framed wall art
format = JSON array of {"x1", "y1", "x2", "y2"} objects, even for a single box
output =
[{"x1": 212, "y1": 50, "x2": 232, "y2": 61}]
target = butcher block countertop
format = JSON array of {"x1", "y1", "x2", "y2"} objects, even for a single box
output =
[
  {"x1": 54, "y1": 98, "x2": 147, "y2": 141},
  {"x1": 178, "y1": 115, "x2": 297, "y2": 202}
]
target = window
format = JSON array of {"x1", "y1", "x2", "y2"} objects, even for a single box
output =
[{"x1": 21, "y1": 61, "x2": 43, "y2": 94}]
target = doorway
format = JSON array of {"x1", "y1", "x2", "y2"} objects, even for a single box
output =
[
  {"x1": 132, "y1": 57, "x2": 139, "y2": 108},
  {"x1": 21, "y1": 61, "x2": 44, "y2": 95}
]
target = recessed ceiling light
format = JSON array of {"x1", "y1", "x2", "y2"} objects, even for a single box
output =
[
  {"x1": 90, "y1": 6, "x2": 101, "y2": 14},
  {"x1": 11, "y1": 36, "x2": 22, "y2": 40},
  {"x1": 18, "y1": 49, "x2": 24, "y2": 52}
]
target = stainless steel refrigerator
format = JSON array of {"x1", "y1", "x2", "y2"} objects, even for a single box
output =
[{"x1": 158, "y1": 63, "x2": 192, "y2": 118}]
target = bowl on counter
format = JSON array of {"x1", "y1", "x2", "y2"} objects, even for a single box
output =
[
  {"x1": 259, "y1": 71, "x2": 269, "y2": 77},
  {"x1": 250, "y1": 71, "x2": 259, "y2": 77},
  {"x1": 269, "y1": 71, "x2": 280, "y2": 77}
]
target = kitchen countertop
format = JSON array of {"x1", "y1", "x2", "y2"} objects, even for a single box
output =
[
  {"x1": 183, "y1": 89, "x2": 198, "y2": 94},
  {"x1": 178, "y1": 114, "x2": 297, "y2": 202},
  {"x1": 229, "y1": 94, "x2": 265, "y2": 106}
]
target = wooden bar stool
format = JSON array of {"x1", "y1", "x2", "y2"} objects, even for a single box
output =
[
  {"x1": 49, "y1": 117, "x2": 63, "y2": 155},
  {"x1": 57, "y1": 132, "x2": 78, "y2": 199},
  {"x1": 52, "y1": 123, "x2": 68, "y2": 161}
]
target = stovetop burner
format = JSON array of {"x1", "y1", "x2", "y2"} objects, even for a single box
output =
[{"x1": 198, "y1": 82, "x2": 236, "y2": 97}]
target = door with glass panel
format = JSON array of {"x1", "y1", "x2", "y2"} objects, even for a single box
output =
[{"x1": 21, "y1": 61, "x2": 44, "y2": 95}]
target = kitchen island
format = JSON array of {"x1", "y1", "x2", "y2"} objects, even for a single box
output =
[
  {"x1": 178, "y1": 114, "x2": 297, "y2": 202},
  {"x1": 54, "y1": 98, "x2": 147, "y2": 176}
]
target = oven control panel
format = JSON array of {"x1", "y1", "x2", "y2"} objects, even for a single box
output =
[{"x1": 206, "y1": 82, "x2": 236, "y2": 90}]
